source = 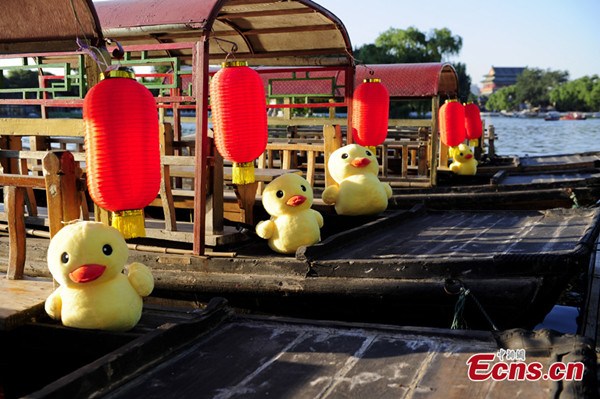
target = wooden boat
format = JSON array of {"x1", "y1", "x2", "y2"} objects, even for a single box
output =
[
  {"x1": 5, "y1": 298, "x2": 597, "y2": 399},
  {"x1": 562, "y1": 112, "x2": 588, "y2": 121},
  {"x1": 545, "y1": 111, "x2": 561, "y2": 121},
  {"x1": 389, "y1": 167, "x2": 600, "y2": 210},
  {"x1": 4, "y1": 205, "x2": 600, "y2": 331}
]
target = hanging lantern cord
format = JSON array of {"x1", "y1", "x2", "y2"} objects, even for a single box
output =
[
  {"x1": 71, "y1": 0, "x2": 118, "y2": 73},
  {"x1": 212, "y1": 32, "x2": 239, "y2": 62}
]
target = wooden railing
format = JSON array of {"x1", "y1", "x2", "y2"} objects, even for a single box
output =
[{"x1": 1, "y1": 151, "x2": 82, "y2": 279}]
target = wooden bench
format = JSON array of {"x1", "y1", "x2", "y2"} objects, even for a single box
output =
[
  {"x1": 0, "y1": 151, "x2": 82, "y2": 330},
  {"x1": 153, "y1": 154, "x2": 303, "y2": 231}
]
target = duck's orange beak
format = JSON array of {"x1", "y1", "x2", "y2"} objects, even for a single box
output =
[
  {"x1": 351, "y1": 157, "x2": 371, "y2": 168},
  {"x1": 465, "y1": 154, "x2": 473, "y2": 159},
  {"x1": 286, "y1": 195, "x2": 306, "y2": 207},
  {"x1": 69, "y1": 264, "x2": 106, "y2": 283}
]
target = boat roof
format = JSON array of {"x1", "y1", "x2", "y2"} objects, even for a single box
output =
[
  {"x1": 0, "y1": 0, "x2": 104, "y2": 54},
  {"x1": 204, "y1": 63, "x2": 458, "y2": 98},
  {"x1": 95, "y1": 0, "x2": 353, "y2": 66},
  {"x1": 355, "y1": 63, "x2": 458, "y2": 98}
]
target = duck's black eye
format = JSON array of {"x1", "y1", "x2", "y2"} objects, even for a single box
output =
[
  {"x1": 459, "y1": 152, "x2": 464, "y2": 156},
  {"x1": 365, "y1": 150, "x2": 372, "y2": 156},
  {"x1": 341, "y1": 153, "x2": 349, "y2": 159},
  {"x1": 102, "y1": 244, "x2": 113, "y2": 256},
  {"x1": 301, "y1": 185, "x2": 307, "y2": 192},
  {"x1": 60, "y1": 252, "x2": 69, "y2": 264},
  {"x1": 276, "y1": 190, "x2": 284, "y2": 198}
]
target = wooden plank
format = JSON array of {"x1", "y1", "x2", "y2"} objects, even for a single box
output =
[
  {"x1": 0, "y1": 118, "x2": 84, "y2": 137},
  {"x1": 0, "y1": 278, "x2": 54, "y2": 330},
  {"x1": 323, "y1": 124, "x2": 342, "y2": 187},
  {"x1": 42, "y1": 151, "x2": 81, "y2": 237},
  {"x1": 0, "y1": 174, "x2": 45, "y2": 188},
  {"x1": 5, "y1": 186, "x2": 26, "y2": 279},
  {"x1": 0, "y1": 149, "x2": 86, "y2": 162}
]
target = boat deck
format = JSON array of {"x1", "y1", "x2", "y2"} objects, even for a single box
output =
[
  {"x1": 0, "y1": 277, "x2": 53, "y2": 330},
  {"x1": 518, "y1": 152, "x2": 600, "y2": 171},
  {"x1": 302, "y1": 207, "x2": 599, "y2": 263},
  {"x1": 22, "y1": 300, "x2": 599, "y2": 399}
]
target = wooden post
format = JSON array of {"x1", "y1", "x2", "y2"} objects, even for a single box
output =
[
  {"x1": 192, "y1": 37, "x2": 210, "y2": 256},
  {"x1": 417, "y1": 127, "x2": 429, "y2": 177},
  {"x1": 429, "y1": 96, "x2": 440, "y2": 187},
  {"x1": 159, "y1": 161, "x2": 177, "y2": 231},
  {"x1": 0, "y1": 136, "x2": 7, "y2": 173},
  {"x1": 6, "y1": 135, "x2": 38, "y2": 216},
  {"x1": 233, "y1": 182, "x2": 259, "y2": 225},
  {"x1": 488, "y1": 125, "x2": 496, "y2": 158},
  {"x1": 474, "y1": 119, "x2": 485, "y2": 160},
  {"x1": 43, "y1": 151, "x2": 81, "y2": 237},
  {"x1": 323, "y1": 124, "x2": 342, "y2": 187},
  {"x1": 5, "y1": 186, "x2": 26, "y2": 280},
  {"x1": 206, "y1": 137, "x2": 224, "y2": 234}
]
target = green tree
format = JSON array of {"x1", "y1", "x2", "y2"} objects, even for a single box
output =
[
  {"x1": 373, "y1": 27, "x2": 462, "y2": 62},
  {"x1": 550, "y1": 75, "x2": 600, "y2": 111},
  {"x1": 6, "y1": 69, "x2": 39, "y2": 88},
  {"x1": 514, "y1": 68, "x2": 569, "y2": 108},
  {"x1": 485, "y1": 86, "x2": 517, "y2": 112},
  {"x1": 354, "y1": 27, "x2": 470, "y2": 101}
]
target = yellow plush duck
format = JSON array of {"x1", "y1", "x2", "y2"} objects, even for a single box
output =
[
  {"x1": 322, "y1": 144, "x2": 392, "y2": 215},
  {"x1": 256, "y1": 173, "x2": 324, "y2": 255},
  {"x1": 449, "y1": 143, "x2": 478, "y2": 175},
  {"x1": 45, "y1": 221, "x2": 154, "y2": 331}
]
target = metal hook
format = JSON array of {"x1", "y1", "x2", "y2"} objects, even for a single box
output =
[{"x1": 211, "y1": 31, "x2": 239, "y2": 61}]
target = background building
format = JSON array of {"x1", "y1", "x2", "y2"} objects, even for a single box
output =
[{"x1": 480, "y1": 66, "x2": 525, "y2": 96}]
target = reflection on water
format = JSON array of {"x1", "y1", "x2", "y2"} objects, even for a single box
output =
[
  {"x1": 486, "y1": 116, "x2": 600, "y2": 157},
  {"x1": 535, "y1": 305, "x2": 578, "y2": 334}
]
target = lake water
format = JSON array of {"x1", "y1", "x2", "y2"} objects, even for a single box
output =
[
  {"x1": 184, "y1": 116, "x2": 600, "y2": 157},
  {"x1": 484, "y1": 116, "x2": 600, "y2": 157}
]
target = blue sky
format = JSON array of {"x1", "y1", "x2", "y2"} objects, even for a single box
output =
[{"x1": 315, "y1": 0, "x2": 600, "y2": 88}]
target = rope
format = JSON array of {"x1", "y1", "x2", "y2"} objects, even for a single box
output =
[
  {"x1": 449, "y1": 283, "x2": 499, "y2": 331},
  {"x1": 450, "y1": 287, "x2": 468, "y2": 329}
]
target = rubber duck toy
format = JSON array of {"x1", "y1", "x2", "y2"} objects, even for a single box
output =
[
  {"x1": 449, "y1": 143, "x2": 478, "y2": 175},
  {"x1": 256, "y1": 173, "x2": 323, "y2": 255},
  {"x1": 322, "y1": 144, "x2": 392, "y2": 216},
  {"x1": 45, "y1": 221, "x2": 154, "y2": 331}
]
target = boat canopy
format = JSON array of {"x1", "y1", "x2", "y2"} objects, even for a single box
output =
[
  {"x1": 0, "y1": 0, "x2": 104, "y2": 55},
  {"x1": 95, "y1": 0, "x2": 353, "y2": 66},
  {"x1": 356, "y1": 63, "x2": 458, "y2": 98},
  {"x1": 255, "y1": 63, "x2": 459, "y2": 99}
]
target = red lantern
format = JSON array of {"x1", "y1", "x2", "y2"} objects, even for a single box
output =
[
  {"x1": 439, "y1": 99, "x2": 466, "y2": 147},
  {"x1": 84, "y1": 69, "x2": 161, "y2": 239},
  {"x1": 464, "y1": 102, "x2": 483, "y2": 145},
  {"x1": 210, "y1": 61, "x2": 267, "y2": 184},
  {"x1": 352, "y1": 78, "x2": 390, "y2": 148}
]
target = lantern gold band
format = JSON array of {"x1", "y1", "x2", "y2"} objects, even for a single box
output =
[
  {"x1": 363, "y1": 78, "x2": 381, "y2": 83},
  {"x1": 113, "y1": 209, "x2": 144, "y2": 217},
  {"x1": 222, "y1": 60, "x2": 248, "y2": 68},
  {"x1": 100, "y1": 70, "x2": 135, "y2": 80}
]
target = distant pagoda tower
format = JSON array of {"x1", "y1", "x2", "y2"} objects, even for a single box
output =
[{"x1": 480, "y1": 66, "x2": 525, "y2": 96}]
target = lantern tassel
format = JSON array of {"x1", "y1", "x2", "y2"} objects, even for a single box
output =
[
  {"x1": 232, "y1": 162, "x2": 256, "y2": 185},
  {"x1": 112, "y1": 209, "x2": 146, "y2": 239}
]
